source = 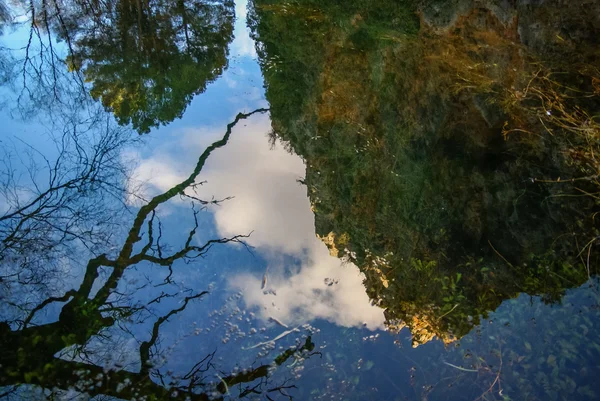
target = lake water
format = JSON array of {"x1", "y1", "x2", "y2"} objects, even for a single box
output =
[{"x1": 1, "y1": 0, "x2": 599, "y2": 400}]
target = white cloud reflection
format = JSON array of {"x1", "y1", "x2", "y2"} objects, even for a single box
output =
[{"x1": 131, "y1": 113, "x2": 385, "y2": 330}]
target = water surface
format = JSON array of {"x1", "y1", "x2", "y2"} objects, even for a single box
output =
[{"x1": 1, "y1": 0, "x2": 599, "y2": 400}]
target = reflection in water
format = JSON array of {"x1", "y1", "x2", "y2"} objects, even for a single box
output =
[
  {"x1": 0, "y1": 105, "x2": 331, "y2": 400},
  {"x1": 0, "y1": 109, "x2": 285, "y2": 400},
  {"x1": 203, "y1": 117, "x2": 385, "y2": 330},
  {"x1": 134, "y1": 113, "x2": 385, "y2": 329},
  {"x1": 72, "y1": 0, "x2": 235, "y2": 134},
  {"x1": 2, "y1": 0, "x2": 234, "y2": 133},
  {"x1": 250, "y1": 0, "x2": 600, "y2": 345},
  {"x1": 1, "y1": 0, "x2": 600, "y2": 400}
]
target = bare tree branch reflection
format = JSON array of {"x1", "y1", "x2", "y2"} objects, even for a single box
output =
[{"x1": 0, "y1": 108, "x2": 323, "y2": 401}]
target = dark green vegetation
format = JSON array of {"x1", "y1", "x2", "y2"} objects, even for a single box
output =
[
  {"x1": 250, "y1": 0, "x2": 600, "y2": 344},
  {"x1": 249, "y1": 2, "x2": 600, "y2": 399},
  {"x1": 70, "y1": 0, "x2": 234, "y2": 133},
  {"x1": 2, "y1": 0, "x2": 234, "y2": 133}
]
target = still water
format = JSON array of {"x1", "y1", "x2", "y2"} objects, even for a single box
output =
[{"x1": 1, "y1": 0, "x2": 599, "y2": 400}]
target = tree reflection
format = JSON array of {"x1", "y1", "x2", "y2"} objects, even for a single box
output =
[
  {"x1": 68, "y1": 0, "x2": 235, "y2": 133},
  {"x1": 250, "y1": 0, "x2": 600, "y2": 345},
  {"x1": 0, "y1": 106, "x2": 321, "y2": 400},
  {"x1": 4, "y1": 0, "x2": 234, "y2": 133}
]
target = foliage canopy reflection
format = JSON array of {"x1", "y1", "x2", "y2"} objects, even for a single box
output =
[
  {"x1": 250, "y1": 0, "x2": 600, "y2": 345},
  {"x1": 3, "y1": 0, "x2": 234, "y2": 133}
]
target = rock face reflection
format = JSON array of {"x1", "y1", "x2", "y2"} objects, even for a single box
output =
[{"x1": 250, "y1": 0, "x2": 600, "y2": 345}]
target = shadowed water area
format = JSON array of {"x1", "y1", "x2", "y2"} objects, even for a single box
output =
[{"x1": 0, "y1": 0, "x2": 599, "y2": 400}]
